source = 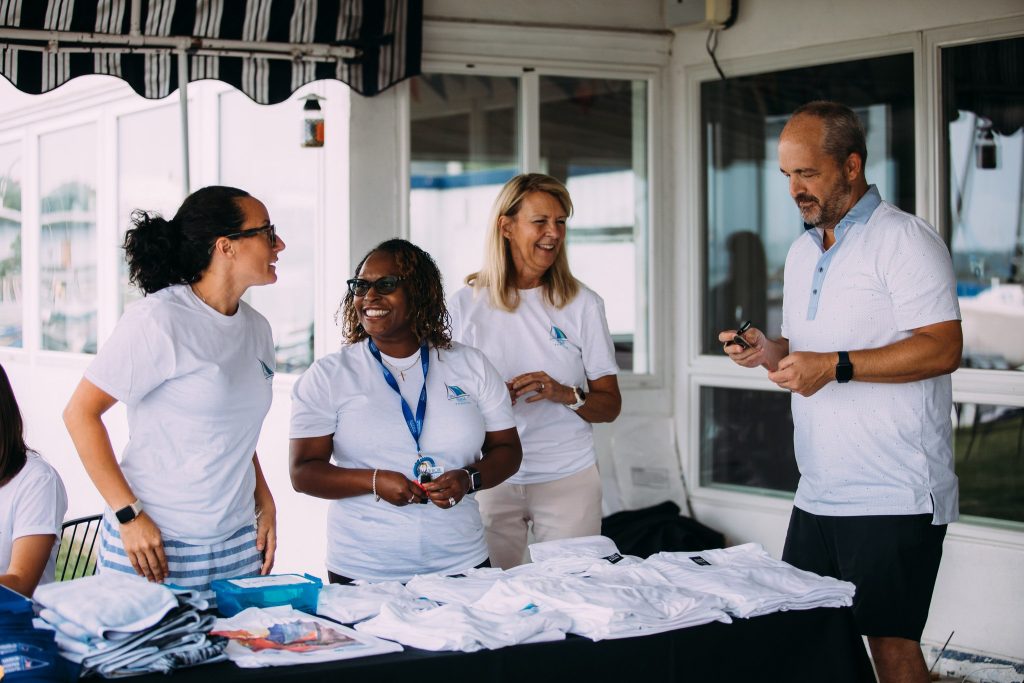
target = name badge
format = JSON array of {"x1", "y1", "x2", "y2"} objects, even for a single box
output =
[{"x1": 413, "y1": 455, "x2": 444, "y2": 483}]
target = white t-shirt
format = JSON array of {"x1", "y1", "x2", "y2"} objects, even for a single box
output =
[
  {"x1": 448, "y1": 285, "x2": 618, "y2": 485},
  {"x1": 289, "y1": 340, "x2": 516, "y2": 582},
  {"x1": 781, "y1": 187, "x2": 961, "y2": 524},
  {"x1": 0, "y1": 452, "x2": 68, "y2": 588},
  {"x1": 85, "y1": 285, "x2": 275, "y2": 543}
]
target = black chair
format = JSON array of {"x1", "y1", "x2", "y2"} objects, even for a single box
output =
[{"x1": 56, "y1": 514, "x2": 102, "y2": 581}]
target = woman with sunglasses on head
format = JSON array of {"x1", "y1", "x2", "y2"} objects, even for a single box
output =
[
  {"x1": 448, "y1": 173, "x2": 621, "y2": 569},
  {"x1": 289, "y1": 239, "x2": 522, "y2": 584},
  {"x1": 63, "y1": 186, "x2": 285, "y2": 598},
  {"x1": 0, "y1": 363, "x2": 68, "y2": 596}
]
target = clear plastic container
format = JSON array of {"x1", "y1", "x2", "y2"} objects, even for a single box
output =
[{"x1": 211, "y1": 573, "x2": 323, "y2": 617}]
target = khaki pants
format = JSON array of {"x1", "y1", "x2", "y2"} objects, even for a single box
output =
[{"x1": 476, "y1": 464, "x2": 602, "y2": 569}]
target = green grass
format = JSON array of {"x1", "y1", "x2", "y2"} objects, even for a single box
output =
[{"x1": 954, "y1": 408, "x2": 1024, "y2": 524}]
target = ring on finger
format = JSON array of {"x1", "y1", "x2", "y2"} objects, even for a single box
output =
[
  {"x1": 408, "y1": 495, "x2": 415, "y2": 503},
  {"x1": 540, "y1": 382, "x2": 545, "y2": 391}
]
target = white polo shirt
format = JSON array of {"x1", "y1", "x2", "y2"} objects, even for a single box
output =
[{"x1": 781, "y1": 186, "x2": 961, "y2": 524}]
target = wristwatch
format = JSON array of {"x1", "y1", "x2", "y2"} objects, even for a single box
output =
[
  {"x1": 115, "y1": 499, "x2": 144, "y2": 524},
  {"x1": 567, "y1": 385, "x2": 587, "y2": 411},
  {"x1": 836, "y1": 351, "x2": 853, "y2": 384},
  {"x1": 461, "y1": 466, "x2": 483, "y2": 492}
]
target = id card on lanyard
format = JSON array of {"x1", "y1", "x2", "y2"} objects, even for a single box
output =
[{"x1": 366, "y1": 340, "x2": 443, "y2": 490}]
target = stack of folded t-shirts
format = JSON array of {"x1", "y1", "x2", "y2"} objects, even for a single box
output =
[
  {"x1": 637, "y1": 543, "x2": 856, "y2": 617},
  {"x1": 0, "y1": 585, "x2": 77, "y2": 681},
  {"x1": 316, "y1": 581, "x2": 438, "y2": 623},
  {"x1": 32, "y1": 572, "x2": 226, "y2": 677}
]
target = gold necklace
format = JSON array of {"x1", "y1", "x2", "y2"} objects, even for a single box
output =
[{"x1": 382, "y1": 356, "x2": 420, "y2": 381}]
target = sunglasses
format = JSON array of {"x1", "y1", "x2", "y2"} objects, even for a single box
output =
[
  {"x1": 223, "y1": 224, "x2": 277, "y2": 247},
  {"x1": 347, "y1": 276, "x2": 403, "y2": 297}
]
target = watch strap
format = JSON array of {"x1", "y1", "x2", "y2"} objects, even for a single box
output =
[
  {"x1": 836, "y1": 351, "x2": 853, "y2": 384},
  {"x1": 115, "y1": 499, "x2": 143, "y2": 524},
  {"x1": 461, "y1": 466, "x2": 482, "y2": 492},
  {"x1": 567, "y1": 386, "x2": 587, "y2": 411}
]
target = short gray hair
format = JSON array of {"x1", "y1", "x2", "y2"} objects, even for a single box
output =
[{"x1": 790, "y1": 100, "x2": 868, "y2": 168}]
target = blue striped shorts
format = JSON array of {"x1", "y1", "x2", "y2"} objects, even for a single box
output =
[{"x1": 98, "y1": 516, "x2": 262, "y2": 600}]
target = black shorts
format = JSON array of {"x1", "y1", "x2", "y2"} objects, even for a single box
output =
[{"x1": 782, "y1": 506, "x2": 946, "y2": 641}]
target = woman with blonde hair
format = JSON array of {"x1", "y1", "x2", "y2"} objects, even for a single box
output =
[{"x1": 448, "y1": 173, "x2": 621, "y2": 569}]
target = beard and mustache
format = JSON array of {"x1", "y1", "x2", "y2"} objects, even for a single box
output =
[{"x1": 794, "y1": 174, "x2": 853, "y2": 228}]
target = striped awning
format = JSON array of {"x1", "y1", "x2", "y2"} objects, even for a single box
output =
[{"x1": 0, "y1": 0, "x2": 423, "y2": 103}]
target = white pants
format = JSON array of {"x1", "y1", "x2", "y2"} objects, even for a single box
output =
[{"x1": 476, "y1": 464, "x2": 602, "y2": 569}]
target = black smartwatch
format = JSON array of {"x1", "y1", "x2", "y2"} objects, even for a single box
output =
[
  {"x1": 461, "y1": 466, "x2": 483, "y2": 492},
  {"x1": 836, "y1": 351, "x2": 853, "y2": 384},
  {"x1": 115, "y1": 499, "x2": 143, "y2": 524}
]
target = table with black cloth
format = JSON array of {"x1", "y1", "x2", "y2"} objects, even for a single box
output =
[{"x1": 130, "y1": 606, "x2": 875, "y2": 682}]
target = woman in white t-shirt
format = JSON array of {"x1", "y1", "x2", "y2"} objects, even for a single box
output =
[
  {"x1": 289, "y1": 239, "x2": 522, "y2": 583},
  {"x1": 63, "y1": 186, "x2": 285, "y2": 597},
  {"x1": 0, "y1": 363, "x2": 68, "y2": 596},
  {"x1": 448, "y1": 173, "x2": 622, "y2": 569}
]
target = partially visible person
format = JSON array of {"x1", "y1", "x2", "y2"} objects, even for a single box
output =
[
  {"x1": 290, "y1": 239, "x2": 522, "y2": 583},
  {"x1": 63, "y1": 186, "x2": 285, "y2": 598},
  {"x1": 449, "y1": 173, "x2": 621, "y2": 570},
  {"x1": 720, "y1": 101, "x2": 961, "y2": 683},
  {"x1": 0, "y1": 363, "x2": 68, "y2": 596}
]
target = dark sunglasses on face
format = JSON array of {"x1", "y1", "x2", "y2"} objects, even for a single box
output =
[
  {"x1": 223, "y1": 224, "x2": 277, "y2": 247},
  {"x1": 347, "y1": 276, "x2": 403, "y2": 297}
]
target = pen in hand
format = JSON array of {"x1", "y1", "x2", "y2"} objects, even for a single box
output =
[{"x1": 731, "y1": 320, "x2": 753, "y2": 349}]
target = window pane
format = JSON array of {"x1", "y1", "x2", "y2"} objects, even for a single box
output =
[
  {"x1": 954, "y1": 403, "x2": 1024, "y2": 524},
  {"x1": 220, "y1": 89, "x2": 319, "y2": 374},
  {"x1": 942, "y1": 37, "x2": 1024, "y2": 372},
  {"x1": 117, "y1": 104, "x2": 185, "y2": 312},
  {"x1": 540, "y1": 77, "x2": 648, "y2": 373},
  {"x1": 699, "y1": 386, "x2": 798, "y2": 494},
  {"x1": 0, "y1": 143, "x2": 22, "y2": 347},
  {"x1": 409, "y1": 74, "x2": 519, "y2": 296},
  {"x1": 700, "y1": 55, "x2": 915, "y2": 354},
  {"x1": 40, "y1": 124, "x2": 97, "y2": 353}
]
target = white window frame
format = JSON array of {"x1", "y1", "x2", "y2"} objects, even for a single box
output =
[
  {"x1": 681, "y1": 21, "x2": 1024, "y2": 547},
  {"x1": 406, "y1": 20, "x2": 672, "y2": 395}
]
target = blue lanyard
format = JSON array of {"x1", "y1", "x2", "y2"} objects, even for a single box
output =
[{"x1": 367, "y1": 339, "x2": 429, "y2": 454}]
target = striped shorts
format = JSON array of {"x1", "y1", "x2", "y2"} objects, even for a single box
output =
[{"x1": 98, "y1": 516, "x2": 262, "y2": 600}]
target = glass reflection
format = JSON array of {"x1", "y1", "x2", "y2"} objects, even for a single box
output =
[
  {"x1": 942, "y1": 37, "x2": 1024, "y2": 372},
  {"x1": 409, "y1": 74, "x2": 519, "y2": 298},
  {"x1": 117, "y1": 104, "x2": 186, "y2": 313},
  {"x1": 699, "y1": 386, "x2": 798, "y2": 494},
  {"x1": 220, "y1": 88, "x2": 318, "y2": 374},
  {"x1": 954, "y1": 402, "x2": 1024, "y2": 523},
  {"x1": 540, "y1": 77, "x2": 648, "y2": 373},
  {"x1": 0, "y1": 143, "x2": 22, "y2": 347},
  {"x1": 39, "y1": 124, "x2": 97, "y2": 353},
  {"x1": 700, "y1": 55, "x2": 915, "y2": 354}
]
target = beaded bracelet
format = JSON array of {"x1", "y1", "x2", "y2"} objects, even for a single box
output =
[{"x1": 372, "y1": 468, "x2": 380, "y2": 501}]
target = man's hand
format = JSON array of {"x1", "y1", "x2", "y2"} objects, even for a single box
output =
[{"x1": 767, "y1": 351, "x2": 836, "y2": 397}]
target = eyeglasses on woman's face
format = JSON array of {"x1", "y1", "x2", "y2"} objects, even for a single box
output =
[
  {"x1": 224, "y1": 223, "x2": 277, "y2": 247},
  {"x1": 346, "y1": 276, "x2": 403, "y2": 297}
]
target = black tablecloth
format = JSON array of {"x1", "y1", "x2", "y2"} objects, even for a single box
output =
[{"x1": 130, "y1": 606, "x2": 875, "y2": 682}]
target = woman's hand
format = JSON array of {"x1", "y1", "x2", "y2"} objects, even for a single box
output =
[
  {"x1": 375, "y1": 470, "x2": 427, "y2": 506},
  {"x1": 252, "y1": 454, "x2": 277, "y2": 574},
  {"x1": 422, "y1": 470, "x2": 470, "y2": 509},
  {"x1": 509, "y1": 371, "x2": 574, "y2": 405},
  {"x1": 119, "y1": 513, "x2": 168, "y2": 583}
]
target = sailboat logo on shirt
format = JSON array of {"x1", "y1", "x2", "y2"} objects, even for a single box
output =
[
  {"x1": 446, "y1": 384, "x2": 471, "y2": 404},
  {"x1": 550, "y1": 325, "x2": 568, "y2": 347},
  {"x1": 258, "y1": 359, "x2": 275, "y2": 381}
]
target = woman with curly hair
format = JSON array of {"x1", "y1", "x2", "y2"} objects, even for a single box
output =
[
  {"x1": 289, "y1": 239, "x2": 522, "y2": 583},
  {"x1": 63, "y1": 186, "x2": 284, "y2": 597}
]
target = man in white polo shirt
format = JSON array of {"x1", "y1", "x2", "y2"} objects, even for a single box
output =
[{"x1": 720, "y1": 101, "x2": 962, "y2": 683}]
